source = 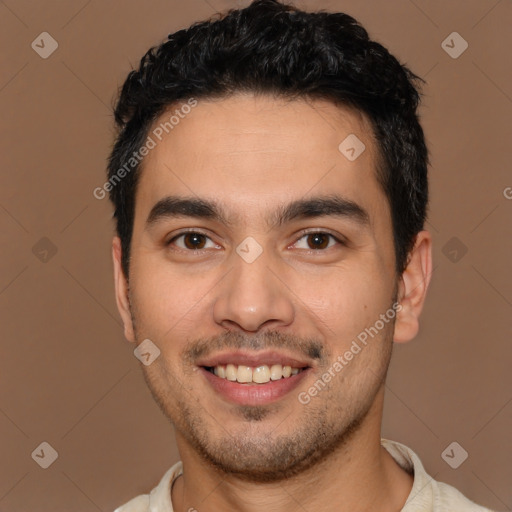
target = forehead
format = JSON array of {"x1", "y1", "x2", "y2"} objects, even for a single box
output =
[{"x1": 134, "y1": 93, "x2": 387, "y2": 227}]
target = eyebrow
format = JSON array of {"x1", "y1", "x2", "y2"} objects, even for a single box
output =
[{"x1": 145, "y1": 195, "x2": 370, "y2": 230}]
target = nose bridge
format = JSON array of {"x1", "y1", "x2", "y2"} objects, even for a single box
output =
[{"x1": 212, "y1": 245, "x2": 295, "y2": 332}]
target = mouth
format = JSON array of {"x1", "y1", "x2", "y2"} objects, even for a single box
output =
[
  {"x1": 204, "y1": 363, "x2": 304, "y2": 383},
  {"x1": 197, "y1": 351, "x2": 313, "y2": 405}
]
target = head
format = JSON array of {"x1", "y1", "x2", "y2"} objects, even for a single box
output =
[{"x1": 108, "y1": 0, "x2": 432, "y2": 481}]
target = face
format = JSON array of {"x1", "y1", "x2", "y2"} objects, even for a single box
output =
[{"x1": 114, "y1": 93, "x2": 415, "y2": 481}]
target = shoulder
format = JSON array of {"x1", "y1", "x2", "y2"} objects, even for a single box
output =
[
  {"x1": 433, "y1": 480, "x2": 495, "y2": 512},
  {"x1": 381, "y1": 439, "x2": 495, "y2": 512},
  {"x1": 113, "y1": 461, "x2": 183, "y2": 512}
]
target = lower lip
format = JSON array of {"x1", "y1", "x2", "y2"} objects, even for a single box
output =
[{"x1": 200, "y1": 367, "x2": 310, "y2": 406}]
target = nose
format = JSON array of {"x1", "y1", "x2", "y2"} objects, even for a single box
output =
[{"x1": 213, "y1": 251, "x2": 295, "y2": 333}]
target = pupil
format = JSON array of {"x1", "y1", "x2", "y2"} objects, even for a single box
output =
[
  {"x1": 308, "y1": 233, "x2": 328, "y2": 249},
  {"x1": 185, "y1": 233, "x2": 206, "y2": 249}
]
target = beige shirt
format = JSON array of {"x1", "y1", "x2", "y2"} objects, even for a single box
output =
[{"x1": 114, "y1": 438, "x2": 494, "y2": 511}]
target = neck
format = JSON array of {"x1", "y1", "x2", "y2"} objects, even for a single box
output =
[{"x1": 171, "y1": 388, "x2": 413, "y2": 512}]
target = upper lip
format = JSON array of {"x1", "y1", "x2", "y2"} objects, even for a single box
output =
[{"x1": 196, "y1": 350, "x2": 312, "y2": 369}]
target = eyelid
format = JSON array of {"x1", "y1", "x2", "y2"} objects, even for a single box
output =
[
  {"x1": 164, "y1": 228, "x2": 347, "y2": 251},
  {"x1": 290, "y1": 229, "x2": 347, "y2": 249},
  {"x1": 165, "y1": 229, "x2": 220, "y2": 249}
]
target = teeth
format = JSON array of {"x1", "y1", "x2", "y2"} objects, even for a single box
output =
[
  {"x1": 214, "y1": 365, "x2": 226, "y2": 378},
  {"x1": 237, "y1": 365, "x2": 252, "y2": 383},
  {"x1": 225, "y1": 364, "x2": 237, "y2": 381},
  {"x1": 210, "y1": 363, "x2": 303, "y2": 384},
  {"x1": 253, "y1": 365, "x2": 270, "y2": 383},
  {"x1": 270, "y1": 364, "x2": 283, "y2": 380}
]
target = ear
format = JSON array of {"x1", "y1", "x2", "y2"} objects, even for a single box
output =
[
  {"x1": 393, "y1": 230, "x2": 432, "y2": 343},
  {"x1": 112, "y1": 236, "x2": 136, "y2": 343}
]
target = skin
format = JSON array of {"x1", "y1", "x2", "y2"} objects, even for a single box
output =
[{"x1": 112, "y1": 93, "x2": 432, "y2": 512}]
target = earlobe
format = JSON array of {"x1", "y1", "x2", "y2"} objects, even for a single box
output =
[
  {"x1": 393, "y1": 231, "x2": 433, "y2": 344},
  {"x1": 112, "y1": 237, "x2": 136, "y2": 343}
]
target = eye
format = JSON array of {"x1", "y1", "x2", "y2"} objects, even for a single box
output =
[
  {"x1": 293, "y1": 232, "x2": 342, "y2": 250},
  {"x1": 168, "y1": 231, "x2": 219, "y2": 250}
]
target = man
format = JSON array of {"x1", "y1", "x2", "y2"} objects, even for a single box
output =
[{"x1": 107, "y1": 1, "x2": 492, "y2": 510}]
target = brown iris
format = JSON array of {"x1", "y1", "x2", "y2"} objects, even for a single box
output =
[
  {"x1": 183, "y1": 233, "x2": 208, "y2": 250},
  {"x1": 306, "y1": 233, "x2": 330, "y2": 249}
]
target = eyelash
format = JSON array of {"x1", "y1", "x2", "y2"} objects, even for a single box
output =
[{"x1": 165, "y1": 229, "x2": 346, "y2": 252}]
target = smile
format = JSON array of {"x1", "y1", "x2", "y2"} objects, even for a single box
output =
[
  {"x1": 206, "y1": 364, "x2": 303, "y2": 384},
  {"x1": 197, "y1": 350, "x2": 313, "y2": 405}
]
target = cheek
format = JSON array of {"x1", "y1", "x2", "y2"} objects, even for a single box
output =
[
  {"x1": 129, "y1": 256, "x2": 217, "y2": 342},
  {"x1": 290, "y1": 266, "x2": 393, "y2": 344}
]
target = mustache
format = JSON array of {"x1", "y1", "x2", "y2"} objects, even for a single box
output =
[{"x1": 182, "y1": 330, "x2": 328, "y2": 365}]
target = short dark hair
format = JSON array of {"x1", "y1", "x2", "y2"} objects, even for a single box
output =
[{"x1": 107, "y1": 0, "x2": 429, "y2": 278}]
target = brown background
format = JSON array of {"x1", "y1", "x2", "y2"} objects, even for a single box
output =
[{"x1": 1, "y1": 0, "x2": 511, "y2": 511}]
